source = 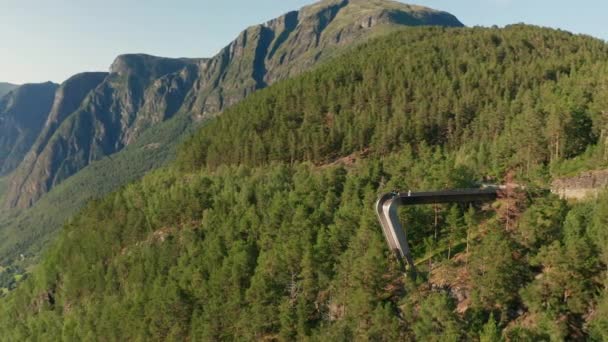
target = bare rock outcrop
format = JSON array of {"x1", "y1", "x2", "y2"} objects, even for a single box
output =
[{"x1": 551, "y1": 169, "x2": 608, "y2": 200}]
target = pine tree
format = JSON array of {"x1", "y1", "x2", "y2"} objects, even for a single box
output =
[{"x1": 479, "y1": 313, "x2": 501, "y2": 342}]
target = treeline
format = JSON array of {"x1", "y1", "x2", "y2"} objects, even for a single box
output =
[
  {"x1": 178, "y1": 25, "x2": 608, "y2": 181},
  {"x1": 2, "y1": 25, "x2": 608, "y2": 340}
]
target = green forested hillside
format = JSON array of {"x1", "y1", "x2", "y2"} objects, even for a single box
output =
[
  {"x1": 0, "y1": 0, "x2": 464, "y2": 274},
  {"x1": 178, "y1": 25, "x2": 608, "y2": 176},
  {"x1": 2, "y1": 25, "x2": 608, "y2": 341}
]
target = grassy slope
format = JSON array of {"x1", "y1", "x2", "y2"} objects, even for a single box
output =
[{"x1": 0, "y1": 177, "x2": 7, "y2": 201}]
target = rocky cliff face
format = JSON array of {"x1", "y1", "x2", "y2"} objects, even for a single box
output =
[
  {"x1": 185, "y1": 0, "x2": 463, "y2": 117},
  {"x1": 4, "y1": 0, "x2": 463, "y2": 209},
  {"x1": 5, "y1": 59, "x2": 198, "y2": 208},
  {"x1": 552, "y1": 169, "x2": 608, "y2": 200},
  {"x1": 0, "y1": 82, "x2": 58, "y2": 176}
]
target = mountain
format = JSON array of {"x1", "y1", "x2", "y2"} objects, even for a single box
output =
[
  {"x1": 4, "y1": 0, "x2": 463, "y2": 209},
  {"x1": 0, "y1": 83, "x2": 18, "y2": 98},
  {"x1": 0, "y1": 82, "x2": 58, "y2": 176},
  {"x1": 4, "y1": 59, "x2": 195, "y2": 208},
  {"x1": 3, "y1": 25, "x2": 608, "y2": 340}
]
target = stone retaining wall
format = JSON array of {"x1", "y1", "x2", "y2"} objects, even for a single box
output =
[{"x1": 551, "y1": 169, "x2": 608, "y2": 200}]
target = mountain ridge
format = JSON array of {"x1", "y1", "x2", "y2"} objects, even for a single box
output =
[
  {"x1": 0, "y1": 82, "x2": 58, "y2": 176},
  {"x1": 4, "y1": 0, "x2": 463, "y2": 209},
  {"x1": 0, "y1": 83, "x2": 18, "y2": 99}
]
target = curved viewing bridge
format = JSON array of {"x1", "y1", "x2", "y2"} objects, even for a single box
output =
[{"x1": 375, "y1": 187, "x2": 502, "y2": 278}]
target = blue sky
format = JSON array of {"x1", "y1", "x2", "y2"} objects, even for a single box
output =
[{"x1": 2, "y1": 0, "x2": 607, "y2": 84}]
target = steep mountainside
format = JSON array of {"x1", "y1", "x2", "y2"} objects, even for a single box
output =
[
  {"x1": 0, "y1": 83, "x2": 18, "y2": 98},
  {"x1": 24, "y1": 72, "x2": 109, "y2": 164},
  {"x1": 4, "y1": 0, "x2": 463, "y2": 209},
  {"x1": 3, "y1": 26, "x2": 608, "y2": 341},
  {"x1": 0, "y1": 113, "x2": 193, "y2": 265},
  {"x1": 185, "y1": 0, "x2": 463, "y2": 113},
  {"x1": 5, "y1": 59, "x2": 195, "y2": 208},
  {"x1": 0, "y1": 82, "x2": 58, "y2": 176}
]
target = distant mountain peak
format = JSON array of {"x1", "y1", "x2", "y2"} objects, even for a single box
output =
[
  {"x1": 108, "y1": 54, "x2": 199, "y2": 80},
  {"x1": 302, "y1": 0, "x2": 461, "y2": 18}
]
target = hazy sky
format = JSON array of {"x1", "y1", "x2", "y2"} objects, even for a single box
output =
[{"x1": 2, "y1": 0, "x2": 607, "y2": 84}]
